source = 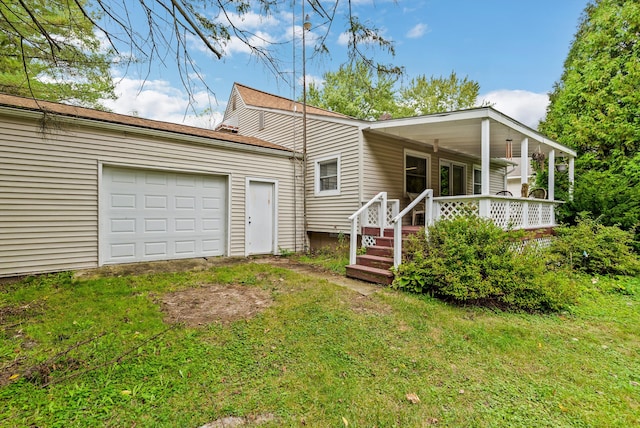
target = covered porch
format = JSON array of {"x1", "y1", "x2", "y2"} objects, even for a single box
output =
[
  {"x1": 363, "y1": 107, "x2": 576, "y2": 209},
  {"x1": 348, "y1": 107, "x2": 577, "y2": 279}
]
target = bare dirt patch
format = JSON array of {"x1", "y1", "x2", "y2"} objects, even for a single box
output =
[
  {"x1": 74, "y1": 257, "x2": 247, "y2": 279},
  {"x1": 160, "y1": 284, "x2": 273, "y2": 327},
  {"x1": 199, "y1": 413, "x2": 275, "y2": 428},
  {"x1": 348, "y1": 294, "x2": 393, "y2": 316}
]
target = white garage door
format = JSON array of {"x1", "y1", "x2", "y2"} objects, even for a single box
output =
[{"x1": 100, "y1": 166, "x2": 227, "y2": 264}]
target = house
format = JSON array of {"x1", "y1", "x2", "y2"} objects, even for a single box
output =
[
  {"x1": 221, "y1": 83, "x2": 576, "y2": 282},
  {"x1": 0, "y1": 83, "x2": 576, "y2": 281}
]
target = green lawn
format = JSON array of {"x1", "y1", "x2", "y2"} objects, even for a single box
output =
[{"x1": 1, "y1": 262, "x2": 639, "y2": 427}]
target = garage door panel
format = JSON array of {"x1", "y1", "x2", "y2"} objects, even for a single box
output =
[
  {"x1": 101, "y1": 167, "x2": 227, "y2": 264},
  {"x1": 203, "y1": 239, "x2": 222, "y2": 252},
  {"x1": 176, "y1": 176, "x2": 196, "y2": 187},
  {"x1": 145, "y1": 218, "x2": 167, "y2": 232},
  {"x1": 203, "y1": 197, "x2": 222, "y2": 209},
  {"x1": 175, "y1": 196, "x2": 195, "y2": 209},
  {"x1": 145, "y1": 195, "x2": 167, "y2": 208},
  {"x1": 110, "y1": 243, "x2": 135, "y2": 258},
  {"x1": 111, "y1": 194, "x2": 136, "y2": 208},
  {"x1": 111, "y1": 170, "x2": 137, "y2": 183},
  {"x1": 175, "y1": 240, "x2": 196, "y2": 254},
  {"x1": 145, "y1": 172, "x2": 167, "y2": 185},
  {"x1": 144, "y1": 242, "x2": 167, "y2": 256},
  {"x1": 111, "y1": 218, "x2": 135, "y2": 233},
  {"x1": 175, "y1": 218, "x2": 196, "y2": 232}
]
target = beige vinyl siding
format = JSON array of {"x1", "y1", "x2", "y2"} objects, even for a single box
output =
[
  {"x1": 226, "y1": 103, "x2": 362, "y2": 234},
  {"x1": 305, "y1": 118, "x2": 361, "y2": 234},
  {"x1": 362, "y1": 132, "x2": 510, "y2": 210},
  {"x1": 240, "y1": 110, "x2": 300, "y2": 150},
  {"x1": 0, "y1": 114, "x2": 302, "y2": 277}
]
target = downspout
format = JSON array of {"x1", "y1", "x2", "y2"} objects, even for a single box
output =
[
  {"x1": 291, "y1": 5, "x2": 298, "y2": 252},
  {"x1": 301, "y1": 1, "x2": 309, "y2": 253}
]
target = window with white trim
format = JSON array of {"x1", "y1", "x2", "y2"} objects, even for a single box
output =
[
  {"x1": 315, "y1": 154, "x2": 341, "y2": 196},
  {"x1": 440, "y1": 159, "x2": 466, "y2": 196},
  {"x1": 473, "y1": 165, "x2": 482, "y2": 195},
  {"x1": 404, "y1": 150, "x2": 430, "y2": 195}
]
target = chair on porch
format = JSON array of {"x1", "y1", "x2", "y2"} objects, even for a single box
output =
[
  {"x1": 528, "y1": 188, "x2": 547, "y2": 199},
  {"x1": 407, "y1": 192, "x2": 425, "y2": 226},
  {"x1": 496, "y1": 190, "x2": 513, "y2": 197}
]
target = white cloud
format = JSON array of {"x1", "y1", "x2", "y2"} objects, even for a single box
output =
[
  {"x1": 480, "y1": 90, "x2": 549, "y2": 129},
  {"x1": 337, "y1": 32, "x2": 351, "y2": 46},
  {"x1": 406, "y1": 23, "x2": 428, "y2": 39},
  {"x1": 219, "y1": 10, "x2": 280, "y2": 31},
  {"x1": 102, "y1": 78, "x2": 224, "y2": 129}
]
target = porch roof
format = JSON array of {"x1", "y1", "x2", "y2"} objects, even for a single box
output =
[{"x1": 361, "y1": 107, "x2": 576, "y2": 159}]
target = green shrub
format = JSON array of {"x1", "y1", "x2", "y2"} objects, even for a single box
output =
[
  {"x1": 392, "y1": 216, "x2": 577, "y2": 312},
  {"x1": 549, "y1": 215, "x2": 640, "y2": 276}
]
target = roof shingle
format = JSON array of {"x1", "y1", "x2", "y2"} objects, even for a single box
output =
[
  {"x1": 234, "y1": 83, "x2": 351, "y2": 119},
  {"x1": 0, "y1": 93, "x2": 293, "y2": 153}
]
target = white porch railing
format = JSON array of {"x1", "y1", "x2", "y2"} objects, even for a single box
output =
[
  {"x1": 349, "y1": 192, "x2": 562, "y2": 269},
  {"x1": 348, "y1": 192, "x2": 387, "y2": 265},
  {"x1": 433, "y1": 195, "x2": 560, "y2": 230},
  {"x1": 348, "y1": 192, "x2": 400, "y2": 264},
  {"x1": 391, "y1": 189, "x2": 433, "y2": 268}
]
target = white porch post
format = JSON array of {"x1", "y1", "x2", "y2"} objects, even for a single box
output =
[
  {"x1": 521, "y1": 138, "x2": 529, "y2": 227},
  {"x1": 569, "y1": 156, "x2": 575, "y2": 201},
  {"x1": 548, "y1": 149, "x2": 555, "y2": 201},
  {"x1": 479, "y1": 118, "x2": 491, "y2": 217},
  {"x1": 520, "y1": 138, "x2": 529, "y2": 192},
  {"x1": 548, "y1": 149, "x2": 556, "y2": 225}
]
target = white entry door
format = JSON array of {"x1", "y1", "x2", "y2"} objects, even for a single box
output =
[
  {"x1": 246, "y1": 179, "x2": 276, "y2": 255},
  {"x1": 101, "y1": 166, "x2": 227, "y2": 264}
]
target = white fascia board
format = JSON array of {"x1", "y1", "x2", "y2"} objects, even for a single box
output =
[
  {"x1": 363, "y1": 108, "x2": 491, "y2": 131},
  {"x1": 0, "y1": 105, "x2": 295, "y2": 158},
  {"x1": 486, "y1": 109, "x2": 577, "y2": 157},
  {"x1": 364, "y1": 107, "x2": 577, "y2": 158}
]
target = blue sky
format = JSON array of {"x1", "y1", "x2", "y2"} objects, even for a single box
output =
[{"x1": 102, "y1": 0, "x2": 590, "y2": 129}]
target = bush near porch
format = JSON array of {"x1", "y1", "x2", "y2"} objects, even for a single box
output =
[{"x1": 392, "y1": 215, "x2": 640, "y2": 312}]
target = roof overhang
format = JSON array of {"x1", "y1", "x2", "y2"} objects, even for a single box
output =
[{"x1": 362, "y1": 107, "x2": 576, "y2": 159}]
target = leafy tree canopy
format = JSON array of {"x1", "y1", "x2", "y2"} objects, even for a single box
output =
[
  {"x1": 2, "y1": 0, "x2": 399, "y2": 105},
  {"x1": 306, "y1": 60, "x2": 398, "y2": 120},
  {"x1": 307, "y1": 62, "x2": 483, "y2": 120},
  {"x1": 540, "y1": 0, "x2": 640, "y2": 248},
  {"x1": 539, "y1": 0, "x2": 640, "y2": 167},
  {"x1": 0, "y1": 0, "x2": 115, "y2": 108},
  {"x1": 397, "y1": 72, "x2": 484, "y2": 116}
]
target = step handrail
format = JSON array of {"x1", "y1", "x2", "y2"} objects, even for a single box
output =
[
  {"x1": 390, "y1": 189, "x2": 433, "y2": 268},
  {"x1": 348, "y1": 192, "x2": 387, "y2": 265}
]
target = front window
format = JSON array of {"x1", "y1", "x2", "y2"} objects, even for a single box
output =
[
  {"x1": 440, "y1": 160, "x2": 466, "y2": 196},
  {"x1": 405, "y1": 151, "x2": 429, "y2": 194},
  {"x1": 315, "y1": 155, "x2": 340, "y2": 196},
  {"x1": 473, "y1": 166, "x2": 482, "y2": 195}
]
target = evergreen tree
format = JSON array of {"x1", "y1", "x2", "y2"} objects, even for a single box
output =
[
  {"x1": 539, "y1": 0, "x2": 640, "y2": 165},
  {"x1": 0, "y1": 0, "x2": 115, "y2": 108},
  {"x1": 539, "y1": 0, "x2": 640, "y2": 248}
]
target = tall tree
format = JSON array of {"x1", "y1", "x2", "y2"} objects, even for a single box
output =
[
  {"x1": 397, "y1": 72, "x2": 483, "y2": 116},
  {"x1": 539, "y1": 0, "x2": 640, "y2": 165},
  {"x1": 0, "y1": 0, "x2": 115, "y2": 108},
  {"x1": 306, "y1": 60, "x2": 399, "y2": 120},
  {"x1": 307, "y1": 63, "x2": 483, "y2": 119},
  {"x1": 539, "y1": 0, "x2": 640, "y2": 248}
]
